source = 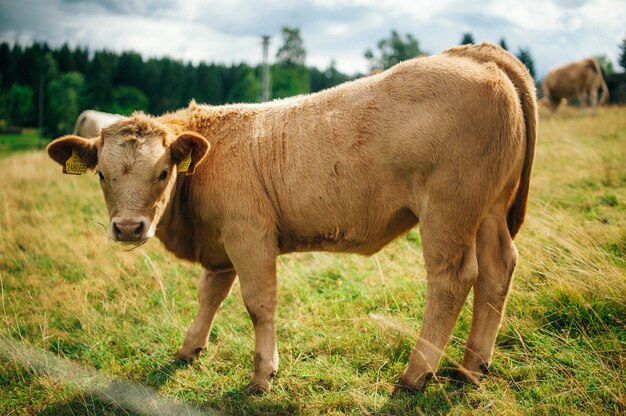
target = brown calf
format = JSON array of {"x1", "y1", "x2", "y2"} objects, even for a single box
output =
[
  {"x1": 542, "y1": 57, "x2": 609, "y2": 113},
  {"x1": 47, "y1": 42, "x2": 537, "y2": 393}
]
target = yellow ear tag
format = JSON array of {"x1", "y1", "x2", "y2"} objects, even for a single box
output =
[
  {"x1": 177, "y1": 151, "x2": 192, "y2": 174},
  {"x1": 64, "y1": 149, "x2": 87, "y2": 175}
]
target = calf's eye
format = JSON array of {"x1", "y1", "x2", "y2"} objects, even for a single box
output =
[
  {"x1": 98, "y1": 171, "x2": 104, "y2": 181},
  {"x1": 159, "y1": 169, "x2": 168, "y2": 180}
]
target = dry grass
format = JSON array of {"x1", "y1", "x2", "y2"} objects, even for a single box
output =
[{"x1": 0, "y1": 106, "x2": 624, "y2": 415}]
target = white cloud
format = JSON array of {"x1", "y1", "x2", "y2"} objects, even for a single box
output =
[
  {"x1": 73, "y1": 13, "x2": 260, "y2": 64},
  {"x1": 1, "y1": 0, "x2": 625, "y2": 77},
  {"x1": 487, "y1": 0, "x2": 562, "y2": 31}
]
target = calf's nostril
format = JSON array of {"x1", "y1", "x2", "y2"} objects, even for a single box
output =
[
  {"x1": 113, "y1": 222, "x2": 122, "y2": 238},
  {"x1": 134, "y1": 222, "x2": 144, "y2": 237}
]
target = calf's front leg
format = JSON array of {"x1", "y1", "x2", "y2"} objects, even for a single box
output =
[
  {"x1": 241, "y1": 264, "x2": 278, "y2": 392},
  {"x1": 224, "y1": 230, "x2": 279, "y2": 392},
  {"x1": 177, "y1": 269, "x2": 237, "y2": 362}
]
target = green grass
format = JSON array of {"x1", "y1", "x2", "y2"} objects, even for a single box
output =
[
  {"x1": 0, "y1": 129, "x2": 49, "y2": 158},
  {"x1": 0, "y1": 106, "x2": 624, "y2": 415},
  {"x1": 0, "y1": 129, "x2": 47, "y2": 158}
]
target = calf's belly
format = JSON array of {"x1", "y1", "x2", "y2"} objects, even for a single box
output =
[{"x1": 278, "y1": 207, "x2": 418, "y2": 255}]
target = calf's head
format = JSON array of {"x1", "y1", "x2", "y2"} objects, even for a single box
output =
[{"x1": 47, "y1": 115, "x2": 209, "y2": 242}]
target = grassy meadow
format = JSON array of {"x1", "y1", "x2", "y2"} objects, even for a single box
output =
[
  {"x1": 0, "y1": 129, "x2": 46, "y2": 158},
  {"x1": 0, "y1": 106, "x2": 624, "y2": 415}
]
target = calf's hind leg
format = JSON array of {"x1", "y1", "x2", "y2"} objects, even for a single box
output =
[
  {"x1": 458, "y1": 213, "x2": 518, "y2": 381},
  {"x1": 177, "y1": 269, "x2": 237, "y2": 362},
  {"x1": 397, "y1": 208, "x2": 479, "y2": 392},
  {"x1": 589, "y1": 88, "x2": 599, "y2": 114}
]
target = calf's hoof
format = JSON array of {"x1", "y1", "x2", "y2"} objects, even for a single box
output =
[
  {"x1": 246, "y1": 379, "x2": 272, "y2": 395},
  {"x1": 452, "y1": 363, "x2": 489, "y2": 385},
  {"x1": 392, "y1": 371, "x2": 433, "y2": 396},
  {"x1": 175, "y1": 346, "x2": 205, "y2": 363},
  {"x1": 245, "y1": 370, "x2": 276, "y2": 394}
]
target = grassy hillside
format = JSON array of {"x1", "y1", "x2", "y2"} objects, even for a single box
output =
[{"x1": 0, "y1": 106, "x2": 624, "y2": 415}]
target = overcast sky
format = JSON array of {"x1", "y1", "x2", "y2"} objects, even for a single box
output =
[{"x1": 0, "y1": 0, "x2": 624, "y2": 78}]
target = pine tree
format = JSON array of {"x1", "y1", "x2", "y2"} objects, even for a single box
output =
[
  {"x1": 364, "y1": 30, "x2": 424, "y2": 71},
  {"x1": 0, "y1": 42, "x2": 12, "y2": 89},
  {"x1": 6, "y1": 83, "x2": 34, "y2": 126},
  {"x1": 499, "y1": 38, "x2": 509, "y2": 51},
  {"x1": 460, "y1": 32, "x2": 475, "y2": 45},
  {"x1": 274, "y1": 27, "x2": 310, "y2": 98},
  {"x1": 55, "y1": 43, "x2": 73, "y2": 73},
  {"x1": 619, "y1": 34, "x2": 626, "y2": 71},
  {"x1": 46, "y1": 72, "x2": 84, "y2": 135},
  {"x1": 276, "y1": 27, "x2": 306, "y2": 67},
  {"x1": 516, "y1": 47, "x2": 536, "y2": 80}
]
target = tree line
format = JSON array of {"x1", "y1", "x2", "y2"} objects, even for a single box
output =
[
  {"x1": 0, "y1": 27, "x2": 350, "y2": 137},
  {"x1": 364, "y1": 31, "x2": 538, "y2": 79},
  {"x1": 1, "y1": 28, "x2": 625, "y2": 138}
]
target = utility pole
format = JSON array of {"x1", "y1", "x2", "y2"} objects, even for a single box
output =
[{"x1": 261, "y1": 35, "x2": 271, "y2": 102}]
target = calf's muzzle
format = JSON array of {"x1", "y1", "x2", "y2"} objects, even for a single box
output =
[{"x1": 110, "y1": 217, "x2": 151, "y2": 242}]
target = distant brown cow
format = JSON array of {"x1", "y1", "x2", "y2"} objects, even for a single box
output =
[
  {"x1": 73, "y1": 110, "x2": 125, "y2": 138},
  {"x1": 47, "y1": 43, "x2": 537, "y2": 393},
  {"x1": 542, "y1": 58, "x2": 609, "y2": 113}
]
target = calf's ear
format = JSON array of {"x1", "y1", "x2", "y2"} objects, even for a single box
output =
[
  {"x1": 47, "y1": 135, "x2": 98, "y2": 174},
  {"x1": 170, "y1": 132, "x2": 210, "y2": 176}
]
